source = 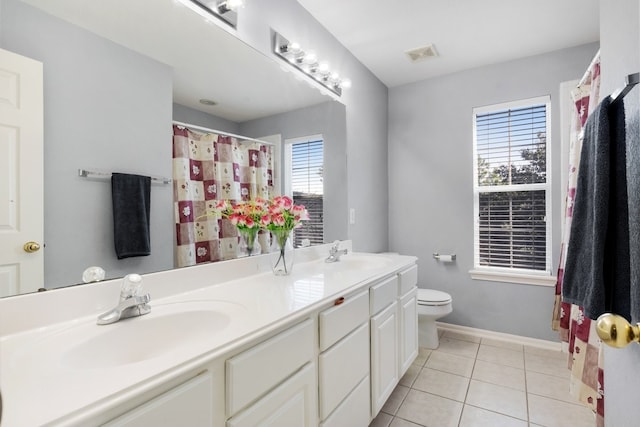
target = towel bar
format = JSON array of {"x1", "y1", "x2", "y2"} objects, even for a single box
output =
[{"x1": 78, "y1": 168, "x2": 171, "y2": 185}]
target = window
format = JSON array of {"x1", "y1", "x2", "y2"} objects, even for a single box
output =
[
  {"x1": 471, "y1": 97, "x2": 553, "y2": 284},
  {"x1": 285, "y1": 136, "x2": 324, "y2": 247}
]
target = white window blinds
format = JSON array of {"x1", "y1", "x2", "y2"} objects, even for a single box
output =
[
  {"x1": 289, "y1": 138, "x2": 324, "y2": 246},
  {"x1": 473, "y1": 97, "x2": 551, "y2": 274}
]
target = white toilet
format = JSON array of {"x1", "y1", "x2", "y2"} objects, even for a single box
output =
[{"x1": 417, "y1": 289, "x2": 453, "y2": 349}]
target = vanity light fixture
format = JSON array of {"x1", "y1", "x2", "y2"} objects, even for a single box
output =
[
  {"x1": 273, "y1": 31, "x2": 351, "y2": 96},
  {"x1": 177, "y1": 0, "x2": 244, "y2": 28}
]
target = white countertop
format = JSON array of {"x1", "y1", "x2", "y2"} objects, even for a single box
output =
[{"x1": 0, "y1": 244, "x2": 416, "y2": 426}]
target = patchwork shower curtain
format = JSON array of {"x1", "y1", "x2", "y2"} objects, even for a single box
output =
[
  {"x1": 552, "y1": 51, "x2": 604, "y2": 426},
  {"x1": 172, "y1": 125, "x2": 274, "y2": 267}
]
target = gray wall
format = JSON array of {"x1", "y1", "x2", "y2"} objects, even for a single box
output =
[
  {"x1": 599, "y1": 0, "x2": 640, "y2": 425},
  {"x1": 240, "y1": 101, "x2": 349, "y2": 242},
  {"x1": 388, "y1": 42, "x2": 600, "y2": 341},
  {"x1": 1, "y1": 0, "x2": 174, "y2": 288},
  {"x1": 234, "y1": 0, "x2": 390, "y2": 252}
]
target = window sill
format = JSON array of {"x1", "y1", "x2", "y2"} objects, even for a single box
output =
[{"x1": 469, "y1": 269, "x2": 557, "y2": 287}]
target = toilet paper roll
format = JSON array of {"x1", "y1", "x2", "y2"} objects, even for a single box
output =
[{"x1": 439, "y1": 255, "x2": 454, "y2": 262}]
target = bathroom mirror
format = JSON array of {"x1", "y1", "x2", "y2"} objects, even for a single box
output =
[{"x1": 0, "y1": 0, "x2": 348, "y2": 296}]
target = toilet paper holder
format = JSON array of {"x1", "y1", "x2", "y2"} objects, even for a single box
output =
[{"x1": 433, "y1": 253, "x2": 456, "y2": 262}]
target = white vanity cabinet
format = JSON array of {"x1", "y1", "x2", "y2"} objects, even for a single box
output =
[
  {"x1": 225, "y1": 319, "x2": 316, "y2": 426},
  {"x1": 369, "y1": 276, "x2": 400, "y2": 417},
  {"x1": 318, "y1": 290, "x2": 370, "y2": 426},
  {"x1": 398, "y1": 265, "x2": 419, "y2": 376},
  {"x1": 4, "y1": 247, "x2": 420, "y2": 427}
]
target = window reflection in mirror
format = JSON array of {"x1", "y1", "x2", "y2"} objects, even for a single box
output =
[{"x1": 284, "y1": 135, "x2": 325, "y2": 248}]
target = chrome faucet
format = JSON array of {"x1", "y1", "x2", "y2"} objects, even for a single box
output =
[
  {"x1": 325, "y1": 240, "x2": 348, "y2": 263},
  {"x1": 97, "y1": 274, "x2": 151, "y2": 325}
]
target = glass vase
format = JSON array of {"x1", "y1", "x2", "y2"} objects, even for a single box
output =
[
  {"x1": 270, "y1": 229, "x2": 294, "y2": 276},
  {"x1": 238, "y1": 227, "x2": 261, "y2": 257}
]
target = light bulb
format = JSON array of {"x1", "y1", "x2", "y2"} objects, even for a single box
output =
[
  {"x1": 289, "y1": 42, "x2": 301, "y2": 52},
  {"x1": 304, "y1": 51, "x2": 317, "y2": 64},
  {"x1": 226, "y1": 0, "x2": 244, "y2": 10},
  {"x1": 340, "y1": 78, "x2": 352, "y2": 89}
]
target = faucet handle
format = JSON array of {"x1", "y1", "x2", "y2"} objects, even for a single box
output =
[{"x1": 120, "y1": 274, "x2": 143, "y2": 300}]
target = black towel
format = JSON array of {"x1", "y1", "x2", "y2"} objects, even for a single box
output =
[
  {"x1": 563, "y1": 96, "x2": 630, "y2": 320},
  {"x1": 111, "y1": 173, "x2": 152, "y2": 259},
  {"x1": 627, "y1": 104, "x2": 640, "y2": 323}
]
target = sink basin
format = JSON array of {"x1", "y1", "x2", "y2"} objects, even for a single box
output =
[
  {"x1": 19, "y1": 300, "x2": 246, "y2": 370},
  {"x1": 64, "y1": 307, "x2": 230, "y2": 369}
]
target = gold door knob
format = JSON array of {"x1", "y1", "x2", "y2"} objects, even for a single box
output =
[
  {"x1": 23, "y1": 241, "x2": 41, "y2": 253},
  {"x1": 596, "y1": 313, "x2": 640, "y2": 348}
]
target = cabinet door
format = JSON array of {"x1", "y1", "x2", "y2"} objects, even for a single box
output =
[
  {"x1": 227, "y1": 362, "x2": 317, "y2": 427},
  {"x1": 370, "y1": 301, "x2": 398, "y2": 417},
  {"x1": 399, "y1": 288, "x2": 419, "y2": 376},
  {"x1": 103, "y1": 372, "x2": 213, "y2": 427}
]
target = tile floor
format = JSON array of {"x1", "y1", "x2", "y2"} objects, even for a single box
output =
[{"x1": 369, "y1": 329, "x2": 595, "y2": 427}]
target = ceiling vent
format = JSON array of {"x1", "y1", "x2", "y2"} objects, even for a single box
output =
[{"x1": 405, "y1": 44, "x2": 439, "y2": 63}]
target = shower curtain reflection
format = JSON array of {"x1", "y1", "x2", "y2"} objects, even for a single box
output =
[
  {"x1": 552, "y1": 51, "x2": 604, "y2": 426},
  {"x1": 172, "y1": 125, "x2": 274, "y2": 267}
]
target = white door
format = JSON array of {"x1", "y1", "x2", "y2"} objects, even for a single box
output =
[{"x1": 0, "y1": 48, "x2": 44, "y2": 297}]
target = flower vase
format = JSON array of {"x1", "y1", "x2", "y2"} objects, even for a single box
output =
[
  {"x1": 271, "y1": 229, "x2": 294, "y2": 276},
  {"x1": 238, "y1": 228, "x2": 261, "y2": 257}
]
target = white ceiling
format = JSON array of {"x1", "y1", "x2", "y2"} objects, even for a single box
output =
[
  {"x1": 297, "y1": 0, "x2": 600, "y2": 87},
  {"x1": 19, "y1": 0, "x2": 601, "y2": 122}
]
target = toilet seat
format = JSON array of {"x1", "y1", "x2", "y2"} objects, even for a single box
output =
[{"x1": 417, "y1": 289, "x2": 452, "y2": 306}]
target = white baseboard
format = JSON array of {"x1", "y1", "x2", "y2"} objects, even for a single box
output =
[{"x1": 436, "y1": 321, "x2": 564, "y2": 352}]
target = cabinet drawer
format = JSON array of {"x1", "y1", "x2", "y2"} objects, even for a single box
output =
[
  {"x1": 318, "y1": 322, "x2": 369, "y2": 419},
  {"x1": 398, "y1": 265, "x2": 418, "y2": 296},
  {"x1": 319, "y1": 290, "x2": 369, "y2": 351},
  {"x1": 103, "y1": 372, "x2": 213, "y2": 427},
  {"x1": 370, "y1": 276, "x2": 398, "y2": 315},
  {"x1": 320, "y1": 376, "x2": 370, "y2": 427},
  {"x1": 226, "y1": 319, "x2": 314, "y2": 416},
  {"x1": 227, "y1": 362, "x2": 317, "y2": 427}
]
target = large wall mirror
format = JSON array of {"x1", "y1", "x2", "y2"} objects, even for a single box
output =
[{"x1": 0, "y1": 0, "x2": 348, "y2": 297}]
